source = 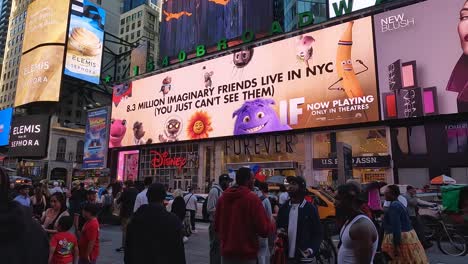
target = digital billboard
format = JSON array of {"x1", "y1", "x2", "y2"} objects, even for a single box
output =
[
  {"x1": 15, "y1": 46, "x2": 66, "y2": 107},
  {"x1": 64, "y1": 0, "x2": 106, "y2": 84},
  {"x1": 8, "y1": 115, "x2": 50, "y2": 158},
  {"x1": 159, "y1": 0, "x2": 274, "y2": 60},
  {"x1": 0, "y1": 108, "x2": 13, "y2": 146},
  {"x1": 374, "y1": 0, "x2": 468, "y2": 120},
  {"x1": 83, "y1": 107, "x2": 109, "y2": 169},
  {"x1": 111, "y1": 17, "x2": 379, "y2": 148},
  {"x1": 329, "y1": 0, "x2": 397, "y2": 18},
  {"x1": 22, "y1": 0, "x2": 71, "y2": 52}
]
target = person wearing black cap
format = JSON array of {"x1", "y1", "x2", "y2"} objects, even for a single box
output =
[
  {"x1": 125, "y1": 183, "x2": 186, "y2": 264},
  {"x1": 277, "y1": 176, "x2": 323, "y2": 263},
  {"x1": 206, "y1": 174, "x2": 233, "y2": 264}
]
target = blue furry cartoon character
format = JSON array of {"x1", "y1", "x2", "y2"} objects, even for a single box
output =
[{"x1": 232, "y1": 98, "x2": 291, "y2": 135}]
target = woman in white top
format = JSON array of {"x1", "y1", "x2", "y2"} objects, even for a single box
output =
[
  {"x1": 41, "y1": 192, "x2": 69, "y2": 235},
  {"x1": 336, "y1": 183, "x2": 378, "y2": 264}
]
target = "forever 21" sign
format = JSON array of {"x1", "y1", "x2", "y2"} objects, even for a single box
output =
[{"x1": 8, "y1": 115, "x2": 50, "y2": 158}]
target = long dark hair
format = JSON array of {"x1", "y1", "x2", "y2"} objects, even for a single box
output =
[{"x1": 51, "y1": 192, "x2": 67, "y2": 213}]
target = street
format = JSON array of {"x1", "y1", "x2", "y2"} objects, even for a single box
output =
[{"x1": 98, "y1": 222, "x2": 468, "y2": 264}]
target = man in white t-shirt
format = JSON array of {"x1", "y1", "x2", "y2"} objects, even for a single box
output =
[
  {"x1": 133, "y1": 177, "x2": 153, "y2": 212},
  {"x1": 184, "y1": 187, "x2": 198, "y2": 232}
]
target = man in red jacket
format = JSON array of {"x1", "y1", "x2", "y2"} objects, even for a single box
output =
[{"x1": 215, "y1": 167, "x2": 275, "y2": 264}]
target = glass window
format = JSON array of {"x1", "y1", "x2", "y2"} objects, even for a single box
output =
[
  {"x1": 126, "y1": 25, "x2": 129, "y2": 32},
  {"x1": 137, "y1": 30, "x2": 140, "y2": 37},
  {"x1": 56, "y1": 138, "x2": 67, "y2": 161},
  {"x1": 132, "y1": 23, "x2": 135, "y2": 30},
  {"x1": 121, "y1": 18, "x2": 125, "y2": 25},
  {"x1": 76, "y1": 140, "x2": 84, "y2": 162},
  {"x1": 137, "y1": 21, "x2": 141, "y2": 27},
  {"x1": 120, "y1": 28, "x2": 124, "y2": 34},
  {"x1": 138, "y1": 11, "x2": 143, "y2": 18}
]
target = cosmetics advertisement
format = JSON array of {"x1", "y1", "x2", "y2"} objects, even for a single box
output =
[
  {"x1": 110, "y1": 17, "x2": 379, "y2": 148},
  {"x1": 374, "y1": 0, "x2": 468, "y2": 120},
  {"x1": 64, "y1": 0, "x2": 106, "y2": 84},
  {"x1": 446, "y1": 122, "x2": 468, "y2": 153},
  {"x1": 15, "y1": 46, "x2": 66, "y2": 107},
  {"x1": 0, "y1": 108, "x2": 13, "y2": 146},
  {"x1": 83, "y1": 107, "x2": 110, "y2": 169},
  {"x1": 8, "y1": 115, "x2": 50, "y2": 158},
  {"x1": 22, "y1": 0, "x2": 71, "y2": 52}
]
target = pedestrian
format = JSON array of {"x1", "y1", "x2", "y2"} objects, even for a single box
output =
[
  {"x1": 74, "y1": 190, "x2": 98, "y2": 237},
  {"x1": 403, "y1": 185, "x2": 437, "y2": 249},
  {"x1": 171, "y1": 189, "x2": 189, "y2": 242},
  {"x1": 42, "y1": 192, "x2": 70, "y2": 235},
  {"x1": 278, "y1": 184, "x2": 289, "y2": 206},
  {"x1": 0, "y1": 168, "x2": 49, "y2": 264},
  {"x1": 124, "y1": 183, "x2": 186, "y2": 264},
  {"x1": 115, "y1": 180, "x2": 138, "y2": 252},
  {"x1": 256, "y1": 181, "x2": 273, "y2": 264},
  {"x1": 133, "y1": 177, "x2": 153, "y2": 212},
  {"x1": 14, "y1": 184, "x2": 31, "y2": 207},
  {"x1": 215, "y1": 167, "x2": 275, "y2": 264},
  {"x1": 184, "y1": 187, "x2": 198, "y2": 233},
  {"x1": 32, "y1": 185, "x2": 47, "y2": 220},
  {"x1": 207, "y1": 174, "x2": 233, "y2": 264},
  {"x1": 381, "y1": 185, "x2": 428, "y2": 263},
  {"x1": 48, "y1": 216, "x2": 79, "y2": 264},
  {"x1": 335, "y1": 183, "x2": 378, "y2": 264},
  {"x1": 276, "y1": 176, "x2": 323, "y2": 264},
  {"x1": 78, "y1": 203, "x2": 100, "y2": 264}
]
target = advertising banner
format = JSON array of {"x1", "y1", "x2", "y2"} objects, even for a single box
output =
[
  {"x1": 0, "y1": 108, "x2": 13, "y2": 146},
  {"x1": 22, "y1": 0, "x2": 71, "y2": 52},
  {"x1": 111, "y1": 17, "x2": 378, "y2": 148},
  {"x1": 8, "y1": 115, "x2": 50, "y2": 158},
  {"x1": 328, "y1": 0, "x2": 397, "y2": 18},
  {"x1": 83, "y1": 107, "x2": 109, "y2": 169},
  {"x1": 64, "y1": 0, "x2": 106, "y2": 84},
  {"x1": 15, "y1": 46, "x2": 66, "y2": 107},
  {"x1": 374, "y1": 0, "x2": 468, "y2": 120}
]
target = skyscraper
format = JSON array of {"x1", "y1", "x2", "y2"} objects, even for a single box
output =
[
  {"x1": 0, "y1": 0, "x2": 13, "y2": 69},
  {"x1": 283, "y1": 0, "x2": 327, "y2": 32},
  {"x1": 123, "y1": 0, "x2": 159, "y2": 13}
]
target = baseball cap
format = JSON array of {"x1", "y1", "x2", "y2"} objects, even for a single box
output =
[
  {"x1": 286, "y1": 176, "x2": 307, "y2": 190},
  {"x1": 219, "y1": 174, "x2": 233, "y2": 182}
]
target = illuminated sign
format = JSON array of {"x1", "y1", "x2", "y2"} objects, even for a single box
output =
[
  {"x1": 83, "y1": 107, "x2": 110, "y2": 169},
  {"x1": 0, "y1": 108, "x2": 13, "y2": 146},
  {"x1": 8, "y1": 115, "x2": 50, "y2": 158},
  {"x1": 150, "y1": 151, "x2": 187, "y2": 171}
]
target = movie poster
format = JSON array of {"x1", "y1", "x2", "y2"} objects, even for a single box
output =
[
  {"x1": 111, "y1": 17, "x2": 379, "y2": 148},
  {"x1": 83, "y1": 107, "x2": 109, "y2": 169}
]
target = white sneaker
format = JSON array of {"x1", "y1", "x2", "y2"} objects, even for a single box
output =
[{"x1": 183, "y1": 236, "x2": 189, "y2": 243}]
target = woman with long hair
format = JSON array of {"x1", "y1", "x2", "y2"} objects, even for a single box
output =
[
  {"x1": 41, "y1": 192, "x2": 69, "y2": 235},
  {"x1": 31, "y1": 186, "x2": 46, "y2": 220},
  {"x1": 381, "y1": 185, "x2": 428, "y2": 263}
]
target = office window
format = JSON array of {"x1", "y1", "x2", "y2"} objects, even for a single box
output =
[
  {"x1": 120, "y1": 28, "x2": 124, "y2": 34},
  {"x1": 56, "y1": 138, "x2": 67, "y2": 161},
  {"x1": 132, "y1": 14, "x2": 136, "y2": 20},
  {"x1": 121, "y1": 18, "x2": 125, "y2": 25},
  {"x1": 126, "y1": 16, "x2": 130, "y2": 23},
  {"x1": 131, "y1": 32, "x2": 134, "y2": 40},
  {"x1": 126, "y1": 25, "x2": 129, "y2": 32},
  {"x1": 137, "y1": 20, "x2": 141, "y2": 27},
  {"x1": 132, "y1": 23, "x2": 135, "y2": 30},
  {"x1": 76, "y1": 141, "x2": 84, "y2": 162},
  {"x1": 137, "y1": 30, "x2": 140, "y2": 37},
  {"x1": 138, "y1": 11, "x2": 143, "y2": 18}
]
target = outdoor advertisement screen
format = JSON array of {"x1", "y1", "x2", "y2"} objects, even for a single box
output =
[
  {"x1": 0, "y1": 108, "x2": 13, "y2": 146},
  {"x1": 83, "y1": 107, "x2": 109, "y2": 169},
  {"x1": 64, "y1": 0, "x2": 106, "y2": 84},
  {"x1": 374, "y1": 0, "x2": 468, "y2": 120},
  {"x1": 15, "y1": 46, "x2": 66, "y2": 107},
  {"x1": 8, "y1": 115, "x2": 50, "y2": 158},
  {"x1": 110, "y1": 17, "x2": 379, "y2": 148},
  {"x1": 22, "y1": 0, "x2": 71, "y2": 52},
  {"x1": 159, "y1": 0, "x2": 274, "y2": 60}
]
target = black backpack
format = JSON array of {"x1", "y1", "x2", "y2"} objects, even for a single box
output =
[{"x1": 202, "y1": 186, "x2": 221, "y2": 221}]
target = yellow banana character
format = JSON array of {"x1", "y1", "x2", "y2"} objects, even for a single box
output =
[{"x1": 336, "y1": 21, "x2": 364, "y2": 98}]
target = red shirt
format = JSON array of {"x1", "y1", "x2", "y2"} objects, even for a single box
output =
[
  {"x1": 79, "y1": 218, "x2": 100, "y2": 261},
  {"x1": 50, "y1": 232, "x2": 77, "y2": 264}
]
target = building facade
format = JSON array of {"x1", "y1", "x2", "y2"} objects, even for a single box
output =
[
  {"x1": 122, "y1": 0, "x2": 159, "y2": 13},
  {"x1": 283, "y1": 0, "x2": 327, "y2": 32},
  {"x1": 0, "y1": 0, "x2": 13, "y2": 69}
]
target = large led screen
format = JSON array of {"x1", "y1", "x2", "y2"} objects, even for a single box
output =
[
  {"x1": 22, "y1": 0, "x2": 71, "y2": 52},
  {"x1": 111, "y1": 17, "x2": 379, "y2": 148},
  {"x1": 15, "y1": 46, "x2": 66, "y2": 107},
  {"x1": 375, "y1": 0, "x2": 468, "y2": 120},
  {"x1": 83, "y1": 107, "x2": 109, "y2": 169},
  {"x1": 8, "y1": 115, "x2": 50, "y2": 158},
  {"x1": 64, "y1": 0, "x2": 106, "y2": 84},
  {"x1": 0, "y1": 108, "x2": 13, "y2": 146},
  {"x1": 159, "y1": 0, "x2": 274, "y2": 60}
]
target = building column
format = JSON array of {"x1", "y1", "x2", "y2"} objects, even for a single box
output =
[{"x1": 304, "y1": 132, "x2": 314, "y2": 186}]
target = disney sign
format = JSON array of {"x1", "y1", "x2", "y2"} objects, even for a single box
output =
[{"x1": 150, "y1": 151, "x2": 187, "y2": 171}]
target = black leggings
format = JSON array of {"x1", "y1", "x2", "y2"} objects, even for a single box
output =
[{"x1": 188, "y1": 210, "x2": 196, "y2": 230}]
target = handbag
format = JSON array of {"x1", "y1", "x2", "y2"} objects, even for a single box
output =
[{"x1": 271, "y1": 230, "x2": 288, "y2": 264}]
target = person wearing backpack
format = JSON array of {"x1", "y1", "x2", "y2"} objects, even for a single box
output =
[{"x1": 206, "y1": 174, "x2": 232, "y2": 264}]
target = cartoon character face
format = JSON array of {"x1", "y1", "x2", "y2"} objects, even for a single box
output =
[
  {"x1": 232, "y1": 98, "x2": 291, "y2": 135},
  {"x1": 160, "y1": 76, "x2": 172, "y2": 96},
  {"x1": 233, "y1": 48, "x2": 254, "y2": 68},
  {"x1": 167, "y1": 119, "x2": 181, "y2": 136},
  {"x1": 112, "y1": 83, "x2": 132, "y2": 106},
  {"x1": 297, "y1": 35, "x2": 315, "y2": 67},
  {"x1": 109, "y1": 119, "x2": 126, "y2": 148},
  {"x1": 133, "y1": 121, "x2": 145, "y2": 140},
  {"x1": 193, "y1": 120, "x2": 205, "y2": 134}
]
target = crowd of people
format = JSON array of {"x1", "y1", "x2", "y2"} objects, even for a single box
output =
[{"x1": 0, "y1": 165, "x2": 445, "y2": 264}]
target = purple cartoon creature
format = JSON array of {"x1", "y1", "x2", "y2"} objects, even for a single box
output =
[{"x1": 232, "y1": 98, "x2": 291, "y2": 135}]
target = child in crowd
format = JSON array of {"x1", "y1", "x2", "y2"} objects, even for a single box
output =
[
  {"x1": 49, "y1": 216, "x2": 79, "y2": 264},
  {"x1": 78, "y1": 203, "x2": 100, "y2": 264}
]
